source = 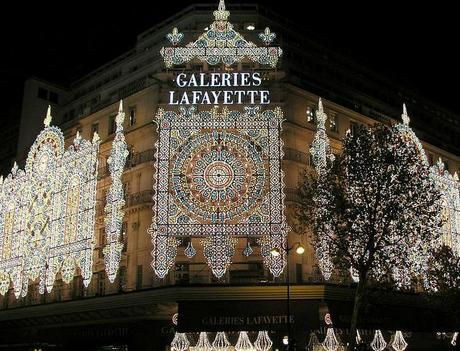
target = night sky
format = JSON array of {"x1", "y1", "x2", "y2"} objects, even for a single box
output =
[{"x1": 1, "y1": 1, "x2": 458, "y2": 126}]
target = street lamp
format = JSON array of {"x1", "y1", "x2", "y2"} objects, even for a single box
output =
[{"x1": 270, "y1": 241, "x2": 305, "y2": 350}]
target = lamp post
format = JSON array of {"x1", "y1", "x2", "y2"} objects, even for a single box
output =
[{"x1": 271, "y1": 242, "x2": 305, "y2": 351}]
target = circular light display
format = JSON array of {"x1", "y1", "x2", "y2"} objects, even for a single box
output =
[{"x1": 171, "y1": 130, "x2": 267, "y2": 224}]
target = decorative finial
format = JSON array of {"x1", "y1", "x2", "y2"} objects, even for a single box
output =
[
  {"x1": 44, "y1": 105, "x2": 52, "y2": 127},
  {"x1": 454, "y1": 172, "x2": 459, "y2": 181},
  {"x1": 92, "y1": 131, "x2": 100, "y2": 144},
  {"x1": 11, "y1": 162, "x2": 18, "y2": 176},
  {"x1": 167, "y1": 27, "x2": 184, "y2": 46},
  {"x1": 116, "y1": 100, "x2": 125, "y2": 128},
  {"x1": 259, "y1": 27, "x2": 276, "y2": 46},
  {"x1": 0, "y1": 175, "x2": 3, "y2": 186},
  {"x1": 401, "y1": 103, "x2": 410, "y2": 125},
  {"x1": 316, "y1": 97, "x2": 327, "y2": 128},
  {"x1": 436, "y1": 157, "x2": 444, "y2": 172},
  {"x1": 214, "y1": 0, "x2": 230, "y2": 21}
]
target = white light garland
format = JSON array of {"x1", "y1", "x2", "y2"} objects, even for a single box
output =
[
  {"x1": 254, "y1": 331, "x2": 272, "y2": 351},
  {"x1": 213, "y1": 331, "x2": 231, "y2": 351},
  {"x1": 451, "y1": 332, "x2": 458, "y2": 346},
  {"x1": 103, "y1": 100, "x2": 129, "y2": 283},
  {"x1": 195, "y1": 332, "x2": 212, "y2": 351},
  {"x1": 307, "y1": 332, "x2": 321, "y2": 351},
  {"x1": 310, "y1": 98, "x2": 334, "y2": 280},
  {"x1": 160, "y1": 0, "x2": 282, "y2": 68},
  {"x1": 235, "y1": 331, "x2": 255, "y2": 351},
  {"x1": 370, "y1": 330, "x2": 387, "y2": 351},
  {"x1": 322, "y1": 327, "x2": 339, "y2": 351},
  {"x1": 391, "y1": 330, "x2": 408, "y2": 351},
  {"x1": 150, "y1": 107, "x2": 288, "y2": 278},
  {"x1": 171, "y1": 332, "x2": 190, "y2": 351},
  {"x1": 0, "y1": 106, "x2": 100, "y2": 297}
]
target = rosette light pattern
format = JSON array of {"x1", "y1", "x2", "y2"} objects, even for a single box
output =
[
  {"x1": 171, "y1": 332, "x2": 190, "y2": 351},
  {"x1": 391, "y1": 331, "x2": 408, "y2": 351},
  {"x1": 235, "y1": 331, "x2": 255, "y2": 351},
  {"x1": 150, "y1": 107, "x2": 288, "y2": 278},
  {"x1": 254, "y1": 331, "x2": 272, "y2": 351},
  {"x1": 0, "y1": 106, "x2": 100, "y2": 297},
  {"x1": 103, "y1": 100, "x2": 129, "y2": 283},
  {"x1": 160, "y1": 0, "x2": 282, "y2": 68},
  {"x1": 370, "y1": 330, "x2": 387, "y2": 351}
]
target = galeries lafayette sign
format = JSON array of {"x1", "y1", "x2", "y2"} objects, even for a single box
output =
[{"x1": 168, "y1": 72, "x2": 270, "y2": 105}]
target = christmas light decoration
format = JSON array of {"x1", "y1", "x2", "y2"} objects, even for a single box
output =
[
  {"x1": 309, "y1": 101, "x2": 444, "y2": 287},
  {"x1": 309, "y1": 98, "x2": 335, "y2": 280},
  {"x1": 0, "y1": 102, "x2": 128, "y2": 297},
  {"x1": 195, "y1": 332, "x2": 213, "y2": 351},
  {"x1": 370, "y1": 330, "x2": 387, "y2": 351},
  {"x1": 391, "y1": 330, "x2": 408, "y2": 351},
  {"x1": 242, "y1": 241, "x2": 253, "y2": 257},
  {"x1": 171, "y1": 332, "x2": 190, "y2": 351},
  {"x1": 149, "y1": 106, "x2": 288, "y2": 278},
  {"x1": 184, "y1": 241, "x2": 197, "y2": 258},
  {"x1": 430, "y1": 158, "x2": 460, "y2": 256},
  {"x1": 235, "y1": 331, "x2": 255, "y2": 351},
  {"x1": 0, "y1": 106, "x2": 100, "y2": 297},
  {"x1": 395, "y1": 104, "x2": 460, "y2": 264},
  {"x1": 160, "y1": 0, "x2": 282, "y2": 68},
  {"x1": 356, "y1": 330, "x2": 362, "y2": 345},
  {"x1": 254, "y1": 331, "x2": 272, "y2": 351},
  {"x1": 103, "y1": 100, "x2": 129, "y2": 283},
  {"x1": 213, "y1": 331, "x2": 231, "y2": 351},
  {"x1": 322, "y1": 328, "x2": 339, "y2": 351},
  {"x1": 306, "y1": 332, "x2": 321, "y2": 351},
  {"x1": 452, "y1": 332, "x2": 458, "y2": 346}
]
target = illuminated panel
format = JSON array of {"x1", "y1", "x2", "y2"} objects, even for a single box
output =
[
  {"x1": 149, "y1": 106, "x2": 288, "y2": 278},
  {"x1": 0, "y1": 107, "x2": 100, "y2": 297}
]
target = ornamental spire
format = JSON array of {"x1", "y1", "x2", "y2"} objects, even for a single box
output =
[
  {"x1": 310, "y1": 97, "x2": 333, "y2": 175},
  {"x1": 402, "y1": 103, "x2": 410, "y2": 125},
  {"x1": 214, "y1": 0, "x2": 230, "y2": 21},
  {"x1": 115, "y1": 100, "x2": 125, "y2": 132},
  {"x1": 44, "y1": 105, "x2": 52, "y2": 127}
]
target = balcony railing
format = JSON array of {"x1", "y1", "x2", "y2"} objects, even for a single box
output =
[{"x1": 98, "y1": 148, "x2": 155, "y2": 180}]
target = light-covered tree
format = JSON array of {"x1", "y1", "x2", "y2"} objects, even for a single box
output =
[{"x1": 297, "y1": 101, "x2": 443, "y2": 350}]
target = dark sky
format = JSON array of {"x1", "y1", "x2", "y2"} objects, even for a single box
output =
[{"x1": 1, "y1": 1, "x2": 458, "y2": 124}]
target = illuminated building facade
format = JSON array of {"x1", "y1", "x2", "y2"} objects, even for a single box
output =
[{"x1": 1, "y1": 2, "x2": 459, "y2": 350}]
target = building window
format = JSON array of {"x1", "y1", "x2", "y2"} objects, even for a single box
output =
[
  {"x1": 109, "y1": 115, "x2": 116, "y2": 135},
  {"x1": 49, "y1": 91, "x2": 59, "y2": 104},
  {"x1": 306, "y1": 106, "x2": 315, "y2": 123},
  {"x1": 98, "y1": 272, "x2": 105, "y2": 296},
  {"x1": 122, "y1": 222, "x2": 128, "y2": 253},
  {"x1": 175, "y1": 263, "x2": 190, "y2": 284},
  {"x1": 329, "y1": 114, "x2": 338, "y2": 133},
  {"x1": 38, "y1": 87, "x2": 48, "y2": 100},
  {"x1": 349, "y1": 120, "x2": 361, "y2": 136},
  {"x1": 296, "y1": 263, "x2": 303, "y2": 283},
  {"x1": 427, "y1": 153, "x2": 434, "y2": 165},
  {"x1": 444, "y1": 160, "x2": 449, "y2": 171},
  {"x1": 129, "y1": 106, "x2": 136, "y2": 126},
  {"x1": 136, "y1": 265, "x2": 143, "y2": 290},
  {"x1": 91, "y1": 122, "x2": 99, "y2": 135},
  {"x1": 98, "y1": 228, "x2": 105, "y2": 247}
]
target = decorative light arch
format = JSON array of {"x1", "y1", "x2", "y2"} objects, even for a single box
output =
[{"x1": 0, "y1": 102, "x2": 128, "y2": 298}]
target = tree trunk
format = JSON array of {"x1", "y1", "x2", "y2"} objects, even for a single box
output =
[{"x1": 348, "y1": 276, "x2": 366, "y2": 351}]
